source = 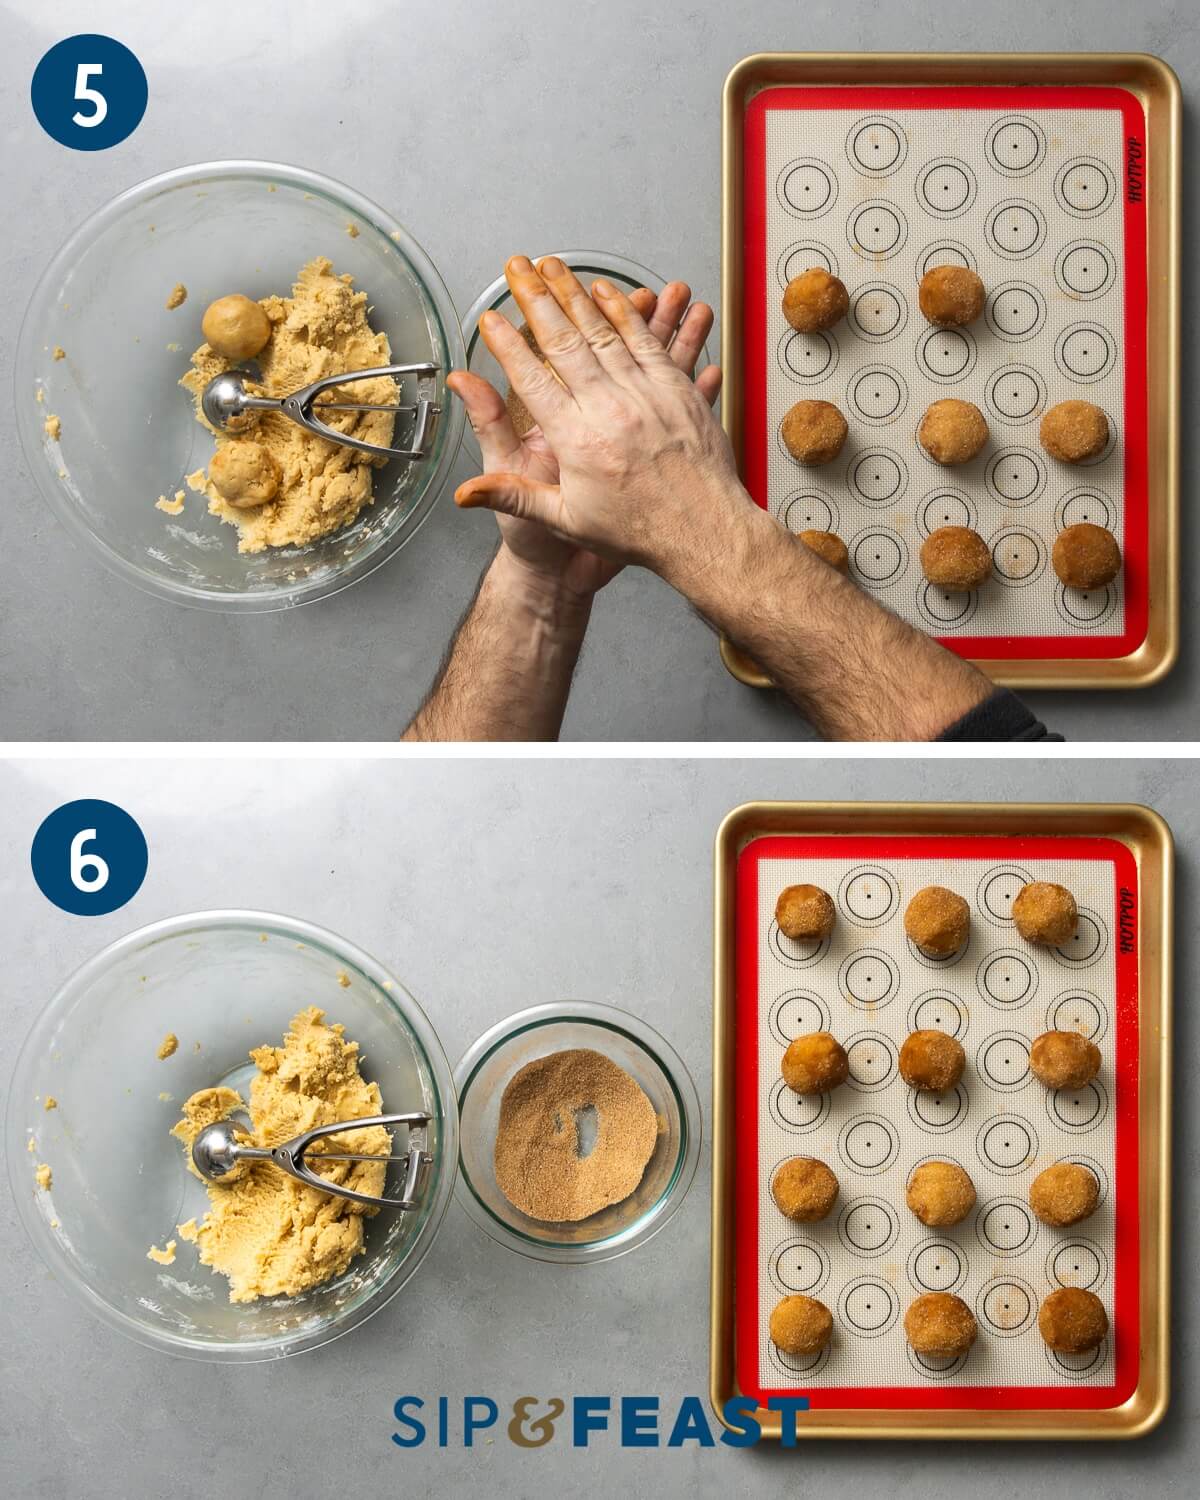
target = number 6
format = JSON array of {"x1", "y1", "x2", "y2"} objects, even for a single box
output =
[
  {"x1": 70, "y1": 828, "x2": 109, "y2": 892},
  {"x1": 72, "y1": 62, "x2": 107, "y2": 128}
]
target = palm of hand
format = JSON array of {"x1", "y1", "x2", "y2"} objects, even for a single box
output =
[{"x1": 496, "y1": 424, "x2": 621, "y2": 598}]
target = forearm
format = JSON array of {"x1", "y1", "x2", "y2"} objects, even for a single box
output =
[
  {"x1": 402, "y1": 549, "x2": 592, "y2": 742},
  {"x1": 661, "y1": 485, "x2": 993, "y2": 741}
]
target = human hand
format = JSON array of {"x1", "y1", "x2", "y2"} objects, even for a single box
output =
[
  {"x1": 454, "y1": 257, "x2": 742, "y2": 584},
  {"x1": 448, "y1": 274, "x2": 719, "y2": 601}
]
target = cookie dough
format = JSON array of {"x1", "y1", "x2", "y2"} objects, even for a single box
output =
[
  {"x1": 920, "y1": 525, "x2": 992, "y2": 590},
  {"x1": 782, "y1": 268, "x2": 849, "y2": 333},
  {"x1": 770, "y1": 1294, "x2": 834, "y2": 1356},
  {"x1": 44, "y1": 414, "x2": 61, "y2": 441},
  {"x1": 775, "y1": 883, "x2": 836, "y2": 942},
  {"x1": 181, "y1": 258, "x2": 396, "y2": 553},
  {"x1": 781, "y1": 399, "x2": 848, "y2": 465},
  {"x1": 918, "y1": 265, "x2": 986, "y2": 327},
  {"x1": 209, "y1": 441, "x2": 282, "y2": 507},
  {"x1": 918, "y1": 399, "x2": 989, "y2": 465},
  {"x1": 147, "y1": 1240, "x2": 177, "y2": 1265},
  {"x1": 157, "y1": 1033, "x2": 178, "y2": 1060},
  {"x1": 1040, "y1": 400, "x2": 1108, "y2": 464},
  {"x1": 35, "y1": 1163, "x2": 52, "y2": 1191},
  {"x1": 1052, "y1": 523, "x2": 1122, "y2": 590},
  {"x1": 781, "y1": 1032, "x2": 849, "y2": 1095},
  {"x1": 797, "y1": 529, "x2": 850, "y2": 574},
  {"x1": 201, "y1": 294, "x2": 272, "y2": 359},
  {"x1": 170, "y1": 1007, "x2": 390, "y2": 1303},
  {"x1": 166, "y1": 284, "x2": 188, "y2": 311}
]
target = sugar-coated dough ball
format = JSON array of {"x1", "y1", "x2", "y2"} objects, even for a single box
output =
[
  {"x1": 781, "y1": 399, "x2": 848, "y2": 465},
  {"x1": 1038, "y1": 1287, "x2": 1107, "y2": 1354},
  {"x1": 1012, "y1": 881, "x2": 1078, "y2": 945},
  {"x1": 209, "y1": 441, "x2": 282, "y2": 508},
  {"x1": 1029, "y1": 1162, "x2": 1100, "y2": 1227},
  {"x1": 775, "y1": 883, "x2": 836, "y2": 941},
  {"x1": 781, "y1": 1032, "x2": 849, "y2": 1095},
  {"x1": 1040, "y1": 400, "x2": 1109, "y2": 463},
  {"x1": 771, "y1": 1157, "x2": 840, "y2": 1221},
  {"x1": 906, "y1": 1161, "x2": 976, "y2": 1226},
  {"x1": 782, "y1": 268, "x2": 849, "y2": 333},
  {"x1": 1030, "y1": 1030, "x2": 1101, "y2": 1090},
  {"x1": 770, "y1": 1294, "x2": 834, "y2": 1356},
  {"x1": 904, "y1": 1293, "x2": 977, "y2": 1359},
  {"x1": 918, "y1": 399, "x2": 989, "y2": 465},
  {"x1": 1052, "y1": 523, "x2": 1122, "y2": 590},
  {"x1": 918, "y1": 265, "x2": 986, "y2": 327},
  {"x1": 797, "y1": 530, "x2": 850, "y2": 575},
  {"x1": 899, "y1": 1030, "x2": 966, "y2": 1092},
  {"x1": 202, "y1": 294, "x2": 272, "y2": 360},
  {"x1": 920, "y1": 526, "x2": 992, "y2": 590},
  {"x1": 904, "y1": 885, "x2": 969, "y2": 957}
]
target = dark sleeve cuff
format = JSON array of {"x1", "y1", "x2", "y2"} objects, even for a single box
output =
[{"x1": 937, "y1": 688, "x2": 1064, "y2": 743}]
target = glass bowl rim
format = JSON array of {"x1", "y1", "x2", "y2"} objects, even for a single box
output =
[
  {"x1": 5, "y1": 907, "x2": 460, "y2": 1362},
  {"x1": 452, "y1": 1000, "x2": 702, "y2": 1265},
  {"x1": 14, "y1": 158, "x2": 467, "y2": 613}
]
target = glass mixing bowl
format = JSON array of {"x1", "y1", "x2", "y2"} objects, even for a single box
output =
[
  {"x1": 6, "y1": 912, "x2": 458, "y2": 1361},
  {"x1": 15, "y1": 162, "x2": 466, "y2": 611},
  {"x1": 454, "y1": 1001, "x2": 701, "y2": 1263},
  {"x1": 458, "y1": 250, "x2": 713, "y2": 468}
]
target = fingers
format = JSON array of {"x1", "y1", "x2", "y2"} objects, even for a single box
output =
[
  {"x1": 669, "y1": 300, "x2": 715, "y2": 377},
  {"x1": 454, "y1": 471, "x2": 561, "y2": 528},
  {"x1": 695, "y1": 364, "x2": 723, "y2": 409},
  {"x1": 629, "y1": 287, "x2": 657, "y2": 323},
  {"x1": 591, "y1": 278, "x2": 677, "y2": 374},
  {"x1": 505, "y1": 255, "x2": 605, "y2": 391},
  {"x1": 535, "y1": 256, "x2": 639, "y2": 377},
  {"x1": 644, "y1": 281, "x2": 691, "y2": 352},
  {"x1": 479, "y1": 307, "x2": 571, "y2": 432},
  {"x1": 445, "y1": 370, "x2": 525, "y2": 471}
]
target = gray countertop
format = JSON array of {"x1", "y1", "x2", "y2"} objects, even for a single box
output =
[
  {"x1": 0, "y1": 0, "x2": 1195, "y2": 742},
  {"x1": 0, "y1": 755, "x2": 1193, "y2": 1497}
]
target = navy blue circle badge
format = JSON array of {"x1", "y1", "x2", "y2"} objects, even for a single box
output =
[
  {"x1": 31, "y1": 800, "x2": 149, "y2": 916},
  {"x1": 31, "y1": 35, "x2": 147, "y2": 151}
]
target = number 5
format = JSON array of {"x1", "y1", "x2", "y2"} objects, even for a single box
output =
[
  {"x1": 72, "y1": 63, "x2": 107, "y2": 128},
  {"x1": 70, "y1": 828, "x2": 110, "y2": 893}
]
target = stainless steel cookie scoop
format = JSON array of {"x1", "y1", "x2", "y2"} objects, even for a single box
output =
[
  {"x1": 191, "y1": 1109, "x2": 434, "y2": 1210},
  {"x1": 200, "y1": 362, "x2": 442, "y2": 460}
]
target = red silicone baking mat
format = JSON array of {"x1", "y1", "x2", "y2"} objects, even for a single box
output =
[
  {"x1": 733, "y1": 834, "x2": 1139, "y2": 1412},
  {"x1": 741, "y1": 85, "x2": 1148, "y2": 661}
]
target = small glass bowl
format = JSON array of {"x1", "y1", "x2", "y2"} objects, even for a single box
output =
[
  {"x1": 458, "y1": 250, "x2": 713, "y2": 467},
  {"x1": 6, "y1": 911, "x2": 458, "y2": 1361},
  {"x1": 454, "y1": 1001, "x2": 701, "y2": 1263},
  {"x1": 14, "y1": 161, "x2": 466, "y2": 611}
]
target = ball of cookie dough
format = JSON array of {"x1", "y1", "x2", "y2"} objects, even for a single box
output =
[
  {"x1": 1052, "y1": 523, "x2": 1122, "y2": 590},
  {"x1": 781, "y1": 1032, "x2": 849, "y2": 1095},
  {"x1": 775, "y1": 883, "x2": 836, "y2": 942},
  {"x1": 771, "y1": 1157, "x2": 840, "y2": 1222},
  {"x1": 899, "y1": 1030, "x2": 966, "y2": 1092},
  {"x1": 904, "y1": 885, "x2": 970, "y2": 957},
  {"x1": 782, "y1": 268, "x2": 849, "y2": 333},
  {"x1": 798, "y1": 529, "x2": 850, "y2": 575},
  {"x1": 918, "y1": 399, "x2": 989, "y2": 466},
  {"x1": 918, "y1": 265, "x2": 986, "y2": 327},
  {"x1": 904, "y1": 1293, "x2": 978, "y2": 1359},
  {"x1": 1029, "y1": 1162, "x2": 1100, "y2": 1227},
  {"x1": 1038, "y1": 1287, "x2": 1108, "y2": 1354},
  {"x1": 781, "y1": 400, "x2": 848, "y2": 465},
  {"x1": 201, "y1": 294, "x2": 272, "y2": 360},
  {"x1": 1040, "y1": 400, "x2": 1109, "y2": 464},
  {"x1": 209, "y1": 441, "x2": 282, "y2": 508},
  {"x1": 920, "y1": 526, "x2": 992, "y2": 590},
  {"x1": 770, "y1": 1294, "x2": 834, "y2": 1357},
  {"x1": 906, "y1": 1160, "x2": 976, "y2": 1227},
  {"x1": 1012, "y1": 881, "x2": 1079, "y2": 946},
  {"x1": 1030, "y1": 1031, "x2": 1101, "y2": 1090},
  {"x1": 209, "y1": 440, "x2": 281, "y2": 508}
]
